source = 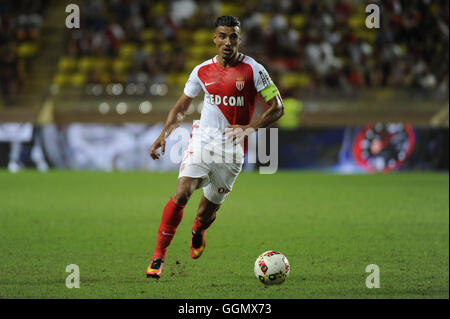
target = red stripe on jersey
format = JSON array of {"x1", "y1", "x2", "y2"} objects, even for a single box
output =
[{"x1": 197, "y1": 60, "x2": 258, "y2": 127}]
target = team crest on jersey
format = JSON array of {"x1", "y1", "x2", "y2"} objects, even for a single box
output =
[{"x1": 236, "y1": 77, "x2": 245, "y2": 91}]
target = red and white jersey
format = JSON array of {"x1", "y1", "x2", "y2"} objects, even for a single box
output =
[{"x1": 184, "y1": 53, "x2": 273, "y2": 134}]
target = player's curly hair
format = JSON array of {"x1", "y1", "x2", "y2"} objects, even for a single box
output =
[{"x1": 214, "y1": 15, "x2": 241, "y2": 29}]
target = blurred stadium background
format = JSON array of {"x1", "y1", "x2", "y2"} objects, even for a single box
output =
[
  {"x1": 0, "y1": 0, "x2": 448, "y2": 173},
  {"x1": 0, "y1": 0, "x2": 448, "y2": 301}
]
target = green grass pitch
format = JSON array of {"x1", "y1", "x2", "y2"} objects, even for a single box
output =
[{"x1": 0, "y1": 170, "x2": 448, "y2": 299}]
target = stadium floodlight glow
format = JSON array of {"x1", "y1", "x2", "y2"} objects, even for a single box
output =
[
  {"x1": 159, "y1": 84, "x2": 168, "y2": 96},
  {"x1": 150, "y1": 83, "x2": 168, "y2": 96},
  {"x1": 126, "y1": 83, "x2": 137, "y2": 95},
  {"x1": 98, "y1": 102, "x2": 110, "y2": 114},
  {"x1": 112, "y1": 83, "x2": 123, "y2": 95},
  {"x1": 116, "y1": 102, "x2": 128, "y2": 114},
  {"x1": 139, "y1": 101, "x2": 152, "y2": 113},
  {"x1": 106, "y1": 84, "x2": 114, "y2": 95},
  {"x1": 150, "y1": 84, "x2": 159, "y2": 96},
  {"x1": 92, "y1": 84, "x2": 103, "y2": 96}
]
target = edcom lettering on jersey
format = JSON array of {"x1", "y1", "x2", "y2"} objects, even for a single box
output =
[{"x1": 207, "y1": 93, "x2": 244, "y2": 107}]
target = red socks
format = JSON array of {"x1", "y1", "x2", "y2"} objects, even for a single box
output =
[
  {"x1": 193, "y1": 215, "x2": 216, "y2": 235},
  {"x1": 154, "y1": 197, "x2": 185, "y2": 259},
  {"x1": 153, "y1": 198, "x2": 217, "y2": 259}
]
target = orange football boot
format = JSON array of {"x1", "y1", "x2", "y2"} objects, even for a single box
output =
[
  {"x1": 146, "y1": 256, "x2": 165, "y2": 279},
  {"x1": 190, "y1": 230, "x2": 206, "y2": 259}
]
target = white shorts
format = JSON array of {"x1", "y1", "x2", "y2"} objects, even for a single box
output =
[{"x1": 178, "y1": 122, "x2": 244, "y2": 204}]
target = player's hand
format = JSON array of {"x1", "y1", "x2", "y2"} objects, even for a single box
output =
[
  {"x1": 150, "y1": 134, "x2": 166, "y2": 160},
  {"x1": 223, "y1": 124, "x2": 254, "y2": 145}
]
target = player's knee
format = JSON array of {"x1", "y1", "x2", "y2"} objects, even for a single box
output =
[
  {"x1": 173, "y1": 178, "x2": 202, "y2": 205},
  {"x1": 173, "y1": 192, "x2": 189, "y2": 206},
  {"x1": 173, "y1": 185, "x2": 194, "y2": 206}
]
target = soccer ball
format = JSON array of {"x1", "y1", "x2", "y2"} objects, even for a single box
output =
[{"x1": 254, "y1": 251, "x2": 290, "y2": 285}]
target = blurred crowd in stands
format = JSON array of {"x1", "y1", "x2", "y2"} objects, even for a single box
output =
[
  {"x1": 1, "y1": 0, "x2": 449, "y2": 107},
  {"x1": 62, "y1": 0, "x2": 449, "y2": 97},
  {"x1": 0, "y1": 0, "x2": 47, "y2": 106}
]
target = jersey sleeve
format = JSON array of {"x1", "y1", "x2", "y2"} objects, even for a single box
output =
[
  {"x1": 252, "y1": 62, "x2": 273, "y2": 93},
  {"x1": 183, "y1": 66, "x2": 202, "y2": 98},
  {"x1": 252, "y1": 62, "x2": 280, "y2": 102}
]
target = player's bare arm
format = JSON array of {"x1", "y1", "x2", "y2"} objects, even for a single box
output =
[
  {"x1": 247, "y1": 93, "x2": 284, "y2": 130},
  {"x1": 225, "y1": 93, "x2": 285, "y2": 143},
  {"x1": 150, "y1": 93, "x2": 193, "y2": 160}
]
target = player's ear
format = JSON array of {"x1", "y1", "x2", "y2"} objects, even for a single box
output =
[{"x1": 213, "y1": 32, "x2": 219, "y2": 46}]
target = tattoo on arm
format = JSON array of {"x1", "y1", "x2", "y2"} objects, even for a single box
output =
[{"x1": 249, "y1": 94, "x2": 284, "y2": 130}]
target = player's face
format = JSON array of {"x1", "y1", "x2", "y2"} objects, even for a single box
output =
[{"x1": 213, "y1": 26, "x2": 241, "y2": 60}]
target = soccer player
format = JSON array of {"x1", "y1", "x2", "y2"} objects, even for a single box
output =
[{"x1": 146, "y1": 15, "x2": 284, "y2": 278}]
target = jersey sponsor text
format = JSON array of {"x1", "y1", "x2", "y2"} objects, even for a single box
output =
[{"x1": 206, "y1": 93, "x2": 245, "y2": 107}]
